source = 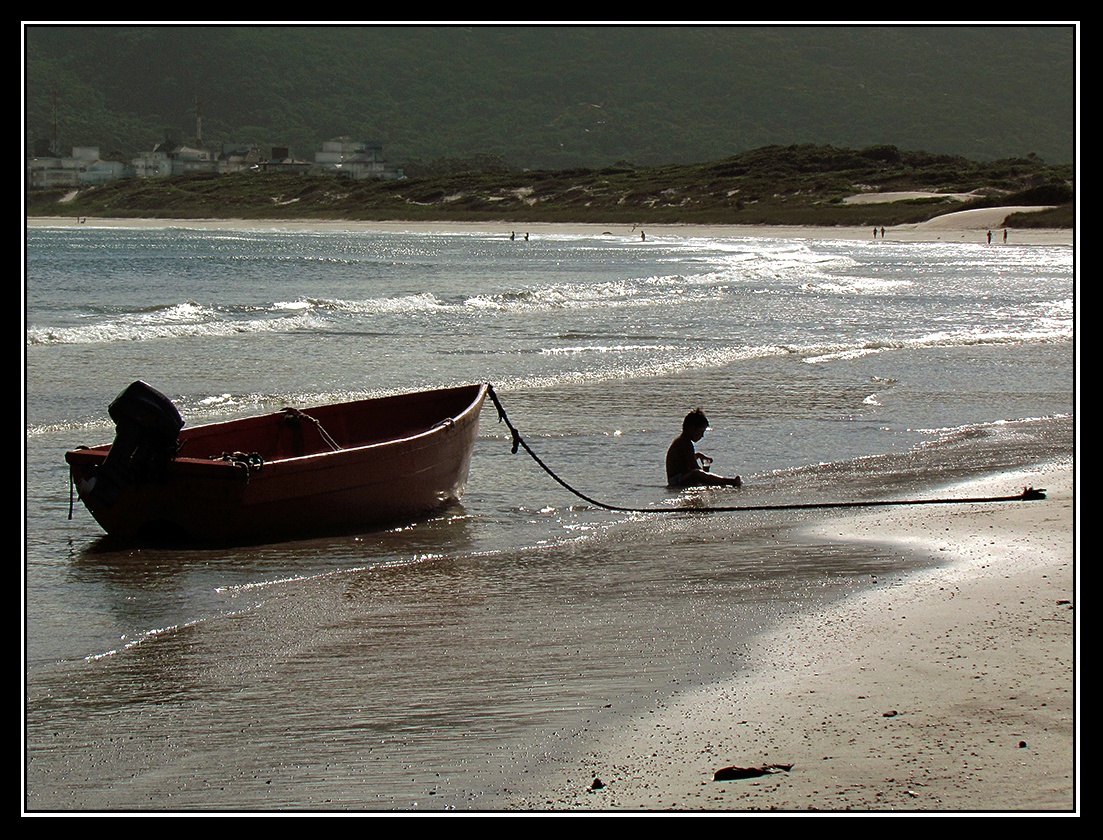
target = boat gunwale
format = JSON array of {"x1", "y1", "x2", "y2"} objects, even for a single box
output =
[{"x1": 65, "y1": 383, "x2": 489, "y2": 470}]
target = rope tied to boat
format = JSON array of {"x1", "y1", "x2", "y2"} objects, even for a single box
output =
[
  {"x1": 485, "y1": 384, "x2": 1046, "y2": 515},
  {"x1": 219, "y1": 451, "x2": 264, "y2": 477},
  {"x1": 281, "y1": 407, "x2": 341, "y2": 451},
  {"x1": 67, "y1": 457, "x2": 81, "y2": 520}
]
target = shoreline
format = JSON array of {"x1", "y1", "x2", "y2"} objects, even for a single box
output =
[
  {"x1": 509, "y1": 460, "x2": 1077, "y2": 812},
  {"x1": 25, "y1": 212, "x2": 1074, "y2": 247},
  {"x1": 25, "y1": 214, "x2": 1077, "y2": 814}
]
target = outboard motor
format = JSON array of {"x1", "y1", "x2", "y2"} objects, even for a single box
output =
[{"x1": 80, "y1": 381, "x2": 184, "y2": 510}]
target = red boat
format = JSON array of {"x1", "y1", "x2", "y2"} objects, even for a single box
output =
[{"x1": 65, "y1": 381, "x2": 488, "y2": 543}]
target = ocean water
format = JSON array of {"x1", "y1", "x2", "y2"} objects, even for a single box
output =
[{"x1": 23, "y1": 223, "x2": 1074, "y2": 810}]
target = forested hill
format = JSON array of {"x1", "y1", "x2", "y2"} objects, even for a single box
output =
[{"x1": 23, "y1": 25, "x2": 1076, "y2": 169}]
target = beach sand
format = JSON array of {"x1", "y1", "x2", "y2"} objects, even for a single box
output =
[
  {"x1": 25, "y1": 208, "x2": 1074, "y2": 247},
  {"x1": 509, "y1": 461, "x2": 1077, "y2": 812}
]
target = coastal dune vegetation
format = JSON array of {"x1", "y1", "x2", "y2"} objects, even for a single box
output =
[{"x1": 25, "y1": 144, "x2": 1074, "y2": 228}]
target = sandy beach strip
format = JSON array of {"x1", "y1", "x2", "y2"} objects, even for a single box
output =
[
  {"x1": 25, "y1": 211, "x2": 1073, "y2": 247},
  {"x1": 511, "y1": 460, "x2": 1077, "y2": 812}
]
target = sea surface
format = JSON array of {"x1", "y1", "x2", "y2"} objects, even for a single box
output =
[{"x1": 23, "y1": 222, "x2": 1075, "y2": 810}]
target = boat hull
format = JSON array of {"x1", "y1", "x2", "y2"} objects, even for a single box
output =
[{"x1": 66, "y1": 383, "x2": 488, "y2": 543}]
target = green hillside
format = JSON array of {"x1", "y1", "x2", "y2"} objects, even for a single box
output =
[{"x1": 23, "y1": 25, "x2": 1077, "y2": 169}]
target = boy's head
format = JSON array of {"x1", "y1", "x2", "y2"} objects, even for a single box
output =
[{"x1": 682, "y1": 408, "x2": 709, "y2": 434}]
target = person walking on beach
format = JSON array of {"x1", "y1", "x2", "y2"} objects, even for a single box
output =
[{"x1": 666, "y1": 408, "x2": 742, "y2": 488}]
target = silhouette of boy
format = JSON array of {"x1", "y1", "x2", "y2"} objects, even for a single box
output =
[{"x1": 665, "y1": 408, "x2": 742, "y2": 488}]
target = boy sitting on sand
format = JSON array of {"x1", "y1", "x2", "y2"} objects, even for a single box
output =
[{"x1": 665, "y1": 408, "x2": 742, "y2": 488}]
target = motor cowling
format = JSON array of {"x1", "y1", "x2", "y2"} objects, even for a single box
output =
[{"x1": 81, "y1": 381, "x2": 184, "y2": 510}]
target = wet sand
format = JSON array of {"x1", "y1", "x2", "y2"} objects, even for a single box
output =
[{"x1": 510, "y1": 461, "x2": 1077, "y2": 812}]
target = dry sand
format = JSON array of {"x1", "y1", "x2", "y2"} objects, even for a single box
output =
[
  {"x1": 25, "y1": 210, "x2": 1073, "y2": 247},
  {"x1": 510, "y1": 461, "x2": 1077, "y2": 812}
]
